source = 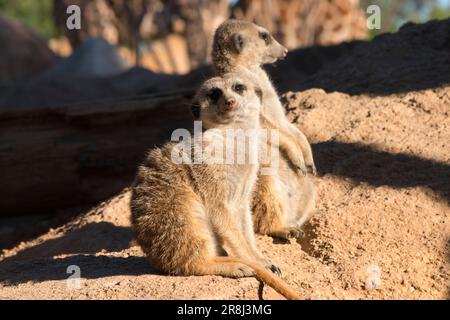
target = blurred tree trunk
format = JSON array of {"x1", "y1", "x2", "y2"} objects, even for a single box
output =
[
  {"x1": 232, "y1": 0, "x2": 368, "y2": 49},
  {"x1": 167, "y1": 0, "x2": 229, "y2": 68},
  {"x1": 53, "y1": 0, "x2": 120, "y2": 47},
  {"x1": 53, "y1": 0, "x2": 368, "y2": 72},
  {"x1": 53, "y1": 0, "x2": 229, "y2": 70}
]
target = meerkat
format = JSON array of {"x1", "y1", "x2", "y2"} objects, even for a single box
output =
[
  {"x1": 212, "y1": 19, "x2": 317, "y2": 240},
  {"x1": 131, "y1": 73, "x2": 301, "y2": 300}
]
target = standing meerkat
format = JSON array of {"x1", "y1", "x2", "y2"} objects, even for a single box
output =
[
  {"x1": 131, "y1": 73, "x2": 301, "y2": 300},
  {"x1": 212, "y1": 19, "x2": 317, "y2": 239}
]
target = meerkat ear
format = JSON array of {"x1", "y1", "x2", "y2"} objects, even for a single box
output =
[
  {"x1": 255, "y1": 87, "x2": 263, "y2": 102},
  {"x1": 190, "y1": 100, "x2": 201, "y2": 120},
  {"x1": 232, "y1": 33, "x2": 246, "y2": 52}
]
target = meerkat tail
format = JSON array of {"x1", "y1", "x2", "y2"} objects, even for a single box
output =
[{"x1": 212, "y1": 256, "x2": 301, "y2": 300}]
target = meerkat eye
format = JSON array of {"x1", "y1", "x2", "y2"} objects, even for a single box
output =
[
  {"x1": 259, "y1": 31, "x2": 270, "y2": 44},
  {"x1": 207, "y1": 88, "x2": 222, "y2": 102},
  {"x1": 232, "y1": 83, "x2": 246, "y2": 94}
]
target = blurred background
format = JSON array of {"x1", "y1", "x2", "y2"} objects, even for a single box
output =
[{"x1": 0, "y1": 0, "x2": 449, "y2": 80}]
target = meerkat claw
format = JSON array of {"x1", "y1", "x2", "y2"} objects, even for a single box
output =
[
  {"x1": 307, "y1": 164, "x2": 317, "y2": 176},
  {"x1": 297, "y1": 165, "x2": 307, "y2": 176},
  {"x1": 269, "y1": 264, "x2": 282, "y2": 276},
  {"x1": 288, "y1": 229, "x2": 305, "y2": 238}
]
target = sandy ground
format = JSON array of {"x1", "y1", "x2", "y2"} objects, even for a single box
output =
[{"x1": 1, "y1": 83, "x2": 449, "y2": 299}]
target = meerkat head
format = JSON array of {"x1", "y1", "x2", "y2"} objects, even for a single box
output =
[
  {"x1": 213, "y1": 19, "x2": 288, "y2": 73},
  {"x1": 190, "y1": 73, "x2": 262, "y2": 128}
]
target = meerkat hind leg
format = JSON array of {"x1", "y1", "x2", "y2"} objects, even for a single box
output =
[
  {"x1": 210, "y1": 205, "x2": 282, "y2": 274},
  {"x1": 241, "y1": 211, "x2": 283, "y2": 275},
  {"x1": 252, "y1": 175, "x2": 306, "y2": 240},
  {"x1": 238, "y1": 203, "x2": 281, "y2": 274}
]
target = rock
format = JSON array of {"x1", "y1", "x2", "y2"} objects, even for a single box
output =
[
  {"x1": 0, "y1": 15, "x2": 55, "y2": 82},
  {"x1": 33, "y1": 37, "x2": 129, "y2": 81}
]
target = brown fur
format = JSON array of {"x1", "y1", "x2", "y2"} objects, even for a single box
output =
[
  {"x1": 131, "y1": 73, "x2": 300, "y2": 300},
  {"x1": 212, "y1": 19, "x2": 316, "y2": 239}
]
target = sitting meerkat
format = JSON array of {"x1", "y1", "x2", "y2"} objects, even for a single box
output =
[
  {"x1": 212, "y1": 19, "x2": 317, "y2": 240},
  {"x1": 131, "y1": 73, "x2": 301, "y2": 300}
]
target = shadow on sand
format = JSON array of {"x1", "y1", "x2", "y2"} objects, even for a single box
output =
[
  {"x1": 0, "y1": 221, "x2": 157, "y2": 285},
  {"x1": 313, "y1": 141, "x2": 450, "y2": 203}
]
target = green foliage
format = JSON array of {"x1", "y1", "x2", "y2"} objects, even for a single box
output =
[
  {"x1": 0, "y1": 0, "x2": 57, "y2": 38},
  {"x1": 361, "y1": 0, "x2": 450, "y2": 39},
  {"x1": 430, "y1": 5, "x2": 450, "y2": 20}
]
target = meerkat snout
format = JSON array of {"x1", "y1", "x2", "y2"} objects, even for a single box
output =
[
  {"x1": 267, "y1": 40, "x2": 287, "y2": 62},
  {"x1": 226, "y1": 98, "x2": 236, "y2": 109},
  {"x1": 208, "y1": 87, "x2": 237, "y2": 112},
  {"x1": 280, "y1": 47, "x2": 288, "y2": 59},
  {"x1": 258, "y1": 30, "x2": 288, "y2": 62}
]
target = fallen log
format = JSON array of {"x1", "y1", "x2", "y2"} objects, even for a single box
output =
[{"x1": 0, "y1": 90, "x2": 195, "y2": 216}]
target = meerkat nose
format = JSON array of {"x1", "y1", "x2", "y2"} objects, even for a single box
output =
[{"x1": 226, "y1": 99, "x2": 236, "y2": 109}]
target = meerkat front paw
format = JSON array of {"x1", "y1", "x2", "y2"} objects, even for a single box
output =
[
  {"x1": 267, "y1": 263, "x2": 282, "y2": 276},
  {"x1": 287, "y1": 227, "x2": 305, "y2": 238},
  {"x1": 259, "y1": 259, "x2": 282, "y2": 276},
  {"x1": 269, "y1": 227, "x2": 305, "y2": 240},
  {"x1": 306, "y1": 162, "x2": 317, "y2": 176}
]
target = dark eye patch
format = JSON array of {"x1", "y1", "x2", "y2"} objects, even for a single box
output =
[
  {"x1": 232, "y1": 83, "x2": 246, "y2": 94},
  {"x1": 259, "y1": 31, "x2": 271, "y2": 45},
  {"x1": 255, "y1": 87, "x2": 263, "y2": 101},
  {"x1": 190, "y1": 102, "x2": 200, "y2": 119},
  {"x1": 207, "y1": 88, "x2": 222, "y2": 102}
]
